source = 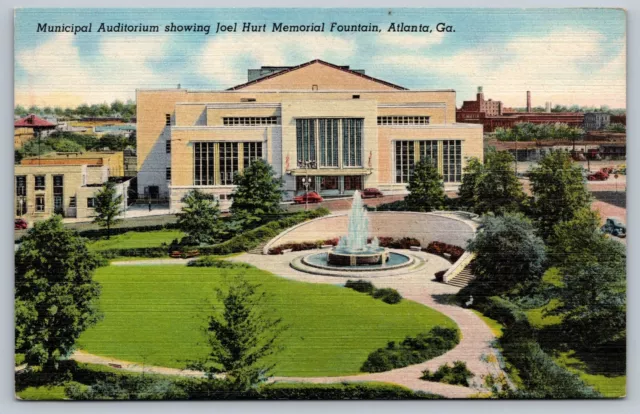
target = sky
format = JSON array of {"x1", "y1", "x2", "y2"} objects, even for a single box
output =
[{"x1": 14, "y1": 8, "x2": 626, "y2": 109}]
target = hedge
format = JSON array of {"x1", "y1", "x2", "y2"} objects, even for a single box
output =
[
  {"x1": 361, "y1": 327, "x2": 460, "y2": 373},
  {"x1": 468, "y1": 296, "x2": 600, "y2": 398},
  {"x1": 187, "y1": 257, "x2": 253, "y2": 269},
  {"x1": 78, "y1": 223, "x2": 180, "y2": 240},
  {"x1": 421, "y1": 361, "x2": 473, "y2": 387},
  {"x1": 424, "y1": 241, "x2": 465, "y2": 263},
  {"x1": 344, "y1": 280, "x2": 403, "y2": 304},
  {"x1": 198, "y1": 208, "x2": 330, "y2": 255},
  {"x1": 268, "y1": 236, "x2": 420, "y2": 255},
  {"x1": 18, "y1": 361, "x2": 443, "y2": 400}
]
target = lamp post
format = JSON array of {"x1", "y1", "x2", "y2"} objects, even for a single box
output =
[{"x1": 298, "y1": 159, "x2": 316, "y2": 211}]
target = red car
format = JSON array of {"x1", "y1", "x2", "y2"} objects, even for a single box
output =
[
  {"x1": 293, "y1": 191, "x2": 323, "y2": 204},
  {"x1": 587, "y1": 171, "x2": 609, "y2": 181},
  {"x1": 361, "y1": 188, "x2": 384, "y2": 198},
  {"x1": 15, "y1": 219, "x2": 28, "y2": 230}
]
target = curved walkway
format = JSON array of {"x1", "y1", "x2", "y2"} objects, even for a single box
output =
[{"x1": 81, "y1": 253, "x2": 505, "y2": 398}]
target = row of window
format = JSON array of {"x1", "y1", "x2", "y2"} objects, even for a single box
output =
[
  {"x1": 296, "y1": 118, "x2": 364, "y2": 168},
  {"x1": 16, "y1": 195, "x2": 92, "y2": 215},
  {"x1": 193, "y1": 141, "x2": 263, "y2": 186},
  {"x1": 16, "y1": 175, "x2": 64, "y2": 194},
  {"x1": 223, "y1": 117, "x2": 278, "y2": 126},
  {"x1": 395, "y1": 140, "x2": 462, "y2": 183},
  {"x1": 378, "y1": 116, "x2": 430, "y2": 125},
  {"x1": 295, "y1": 175, "x2": 362, "y2": 192}
]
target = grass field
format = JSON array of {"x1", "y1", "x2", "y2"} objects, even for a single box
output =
[
  {"x1": 555, "y1": 351, "x2": 626, "y2": 398},
  {"x1": 16, "y1": 385, "x2": 68, "y2": 400},
  {"x1": 77, "y1": 264, "x2": 457, "y2": 377},
  {"x1": 471, "y1": 310, "x2": 504, "y2": 338},
  {"x1": 86, "y1": 229, "x2": 184, "y2": 251}
]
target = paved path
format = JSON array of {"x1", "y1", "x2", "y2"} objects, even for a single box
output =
[{"x1": 75, "y1": 252, "x2": 505, "y2": 398}]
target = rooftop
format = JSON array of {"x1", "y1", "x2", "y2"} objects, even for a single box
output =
[{"x1": 14, "y1": 114, "x2": 56, "y2": 128}]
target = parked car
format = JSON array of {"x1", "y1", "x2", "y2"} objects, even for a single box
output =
[
  {"x1": 587, "y1": 171, "x2": 609, "y2": 181},
  {"x1": 361, "y1": 188, "x2": 384, "y2": 198},
  {"x1": 601, "y1": 217, "x2": 626, "y2": 238},
  {"x1": 14, "y1": 219, "x2": 28, "y2": 230},
  {"x1": 293, "y1": 191, "x2": 323, "y2": 204},
  {"x1": 601, "y1": 166, "x2": 614, "y2": 174}
]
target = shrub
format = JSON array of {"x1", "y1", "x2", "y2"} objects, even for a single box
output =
[
  {"x1": 361, "y1": 327, "x2": 460, "y2": 373},
  {"x1": 421, "y1": 361, "x2": 474, "y2": 386},
  {"x1": 434, "y1": 270, "x2": 447, "y2": 282},
  {"x1": 372, "y1": 288, "x2": 403, "y2": 304},
  {"x1": 187, "y1": 257, "x2": 253, "y2": 269},
  {"x1": 424, "y1": 241, "x2": 465, "y2": 262},
  {"x1": 368, "y1": 200, "x2": 407, "y2": 212},
  {"x1": 257, "y1": 382, "x2": 442, "y2": 400},
  {"x1": 345, "y1": 280, "x2": 375, "y2": 294}
]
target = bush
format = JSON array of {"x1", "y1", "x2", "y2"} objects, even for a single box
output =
[
  {"x1": 78, "y1": 223, "x2": 180, "y2": 240},
  {"x1": 424, "y1": 241, "x2": 465, "y2": 262},
  {"x1": 344, "y1": 280, "x2": 375, "y2": 294},
  {"x1": 421, "y1": 361, "x2": 473, "y2": 386},
  {"x1": 434, "y1": 270, "x2": 447, "y2": 282},
  {"x1": 361, "y1": 327, "x2": 460, "y2": 373},
  {"x1": 201, "y1": 208, "x2": 330, "y2": 255},
  {"x1": 372, "y1": 288, "x2": 403, "y2": 304},
  {"x1": 257, "y1": 382, "x2": 442, "y2": 400},
  {"x1": 95, "y1": 246, "x2": 169, "y2": 259},
  {"x1": 187, "y1": 257, "x2": 253, "y2": 269},
  {"x1": 368, "y1": 200, "x2": 407, "y2": 212}
]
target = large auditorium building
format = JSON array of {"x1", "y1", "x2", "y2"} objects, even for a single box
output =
[{"x1": 135, "y1": 59, "x2": 483, "y2": 212}]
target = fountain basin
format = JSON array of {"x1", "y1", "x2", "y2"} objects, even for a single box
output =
[
  {"x1": 302, "y1": 251, "x2": 413, "y2": 271},
  {"x1": 327, "y1": 249, "x2": 389, "y2": 266}
]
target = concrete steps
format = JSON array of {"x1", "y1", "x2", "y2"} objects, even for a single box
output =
[
  {"x1": 247, "y1": 241, "x2": 269, "y2": 255},
  {"x1": 447, "y1": 266, "x2": 476, "y2": 288}
]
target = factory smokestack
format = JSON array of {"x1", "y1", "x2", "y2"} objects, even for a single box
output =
[{"x1": 526, "y1": 91, "x2": 532, "y2": 113}]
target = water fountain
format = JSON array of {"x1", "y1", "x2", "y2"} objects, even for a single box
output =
[{"x1": 298, "y1": 191, "x2": 413, "y2": 272}]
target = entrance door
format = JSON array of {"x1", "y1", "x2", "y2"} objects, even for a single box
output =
[{"x1": 148, "y1": 185, "x2": 159, "y2": 199}]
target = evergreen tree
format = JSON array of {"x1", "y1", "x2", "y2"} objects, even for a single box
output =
[
  {"x1": 15, "y1": 216, "x2": 102, "y2": 369},
  {"x1": 177, "y1": 189, "x2": 227, "y2": 245},
  {"x1": 457, "y1": 157, "x2": 484, "y2": 211},
  {"x1": 205, "y1": 278, "x2": 286, "y2": 391},
  {"x1": 93, "y1": 181, "x2": 123, "y2": 239},
  {"x1": 230, "y1": 159, "x2": 284, "y2": 227},
  {"x1": 405, "y1": 158, "x2": 445, "y2": 212},
  {"x1": 529, "y1": 150, "x2": 592, "y2": 239}
]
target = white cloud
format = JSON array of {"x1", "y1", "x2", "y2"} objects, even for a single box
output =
[
  {"x1": 379, "y1": 29, "x2": 626, "y2": 108},
  {"x1": 197, "y1": 33, "x2": 356, "y2": 87},
  {"x1": 377, "y1": 31, "x2": 445, "y2": 49},
  {"x1": 15, "y1": 33, "x2": 175, "y2": 106}
]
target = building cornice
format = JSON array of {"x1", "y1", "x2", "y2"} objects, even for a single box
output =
[{"x1": 378, "y1": 103, "x2": 447, "y2": 108}]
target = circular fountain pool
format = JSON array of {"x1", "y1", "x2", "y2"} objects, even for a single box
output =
[{"x1": 302, "y1": 251, "x2": 413, "y2": 272}]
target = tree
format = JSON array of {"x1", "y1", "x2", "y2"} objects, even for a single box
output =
[
  {"x1": 205, "y1": 278, "x2": 286, "y2": 391},
  {"x1": 15, "y1": 216, "x2": 102, "y2": 369},
  {"x1": 457, "y1": 157, "x2": 483, "y2": 210},
  {"x1": 230, "y1": 159, "x2": 284, "y2": 227},
  {"x1": 547, "y1": 207, "x2": 601, "y2": 268},
  {"x1": 528, "y1": 150, "x2": 592, "y2": 239},
  {"x1": 553, "y1": 249, "x2": 626, "y2": 349},
  {"x1": 97, "y1": 134, "x2": 130, "y2": 151},
  {"x1": 605, "y1": 123, "x2": 626, "y2": 133},
  {"x1": 473, "y1": 151, "x2": 526, "y2": 215},
  {"x1": 405, "y1": 159, "x2": 445, "y2": 212},
  {"x1": 50, "y1": 138, "x2": 84, "y2": 153},
  {"x1": 466, "y1": 214, "x2": 547, "y2": 296},
  {"x1": 177, "y1": 189, "x2": 227, "y2": 245},
  {"x1": 93, "y1": 181, "x2": 123, "y2": 239}
]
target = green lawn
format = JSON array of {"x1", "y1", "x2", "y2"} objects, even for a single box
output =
[
  {"x1": 555, "y1": 351, "x2": 626, "y2": 398},
  {"x1": 16, "y1": 385, "x2": 69, "y2": 400},
  {"x1": 77, "y1": 265, "x2": 457, "y2": 377},
  {"x1": 524, "y1": 299, "x2": 563, "y2": 328},
  {"x1": 86, "y1": 229, "x2": 184, "y2": 251}
]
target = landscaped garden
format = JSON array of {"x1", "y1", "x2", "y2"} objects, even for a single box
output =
[{"x1": 76, "y1": 264, "x2": 458, "y2": 377}]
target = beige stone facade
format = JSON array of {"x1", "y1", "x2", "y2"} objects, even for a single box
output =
[
  {"x1": 15, "y1": 163, "x2": 129, "y2": 221},
  {"x1": 135, "y1": 60, "x2": 483, "y2": 212}
]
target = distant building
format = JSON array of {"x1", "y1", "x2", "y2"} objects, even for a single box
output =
[
  {"x1": 20, "y1": 151, "x2": 125, "y2": 177},
  {"x1": 14, "y1": 114, "x2": 57, "y2": 148},
  {"x1": 124, "y1": 148, "x2": 138, "y2": 177},
  {"x1": 583, "y1": 112, "x2": 611, "y2": 131},
  {"x1": 457, "y1": 89, "x2": 585, "y2": 132},
  {"x1": 14, "y1": 163, "x2": 130, "y2": 221}
]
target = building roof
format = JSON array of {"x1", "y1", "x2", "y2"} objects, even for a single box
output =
[
  {"x1": 227, "y1": 59, "x2": 408, "y2": 91},
  {"x1": 14, "y1": 114, "x2": 57, "y2": 128}
]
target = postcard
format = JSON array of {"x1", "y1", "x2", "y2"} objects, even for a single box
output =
[{"x1": 14, "y1": 8, "x2": 626, "y2": 400}]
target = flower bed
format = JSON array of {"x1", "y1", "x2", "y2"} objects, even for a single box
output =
[
  {"x1": 423, "y1": 241, "x2": 465, "y2": 263},
  {"x1": 267, "y1": 236, "x2": 421, "y2": 255}
]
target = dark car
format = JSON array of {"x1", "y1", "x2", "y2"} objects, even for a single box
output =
[
  {"x1": 293, "y1": 191, "x2": 323, "y2": 204},
  {"x1": 14, "y1": 218, "x2": 28, "y2": 230},
  {"x1": 601, "y1": 217, "x2": 626, "y2": 238},
  {"x1": 361, "y1": 188, "x2": 384, "y2": 198}
]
